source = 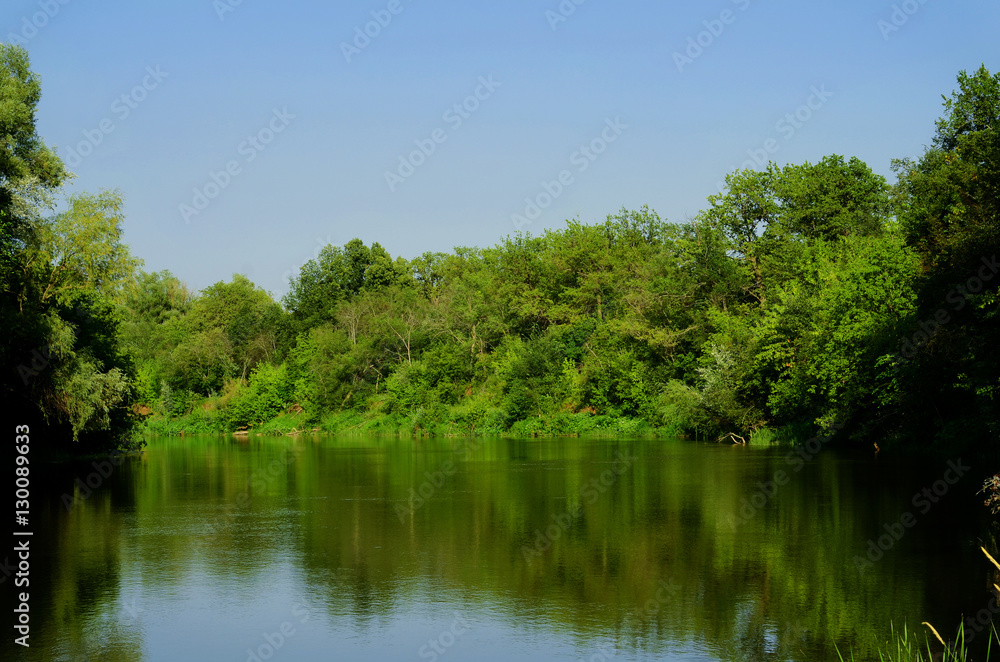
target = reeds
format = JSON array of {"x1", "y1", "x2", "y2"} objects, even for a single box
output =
[{"x1": 836, "y1": 547, "x2": 1000, "y2": 661}]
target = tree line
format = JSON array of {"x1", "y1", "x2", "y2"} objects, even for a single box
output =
[{"x1": 2, "y1": 42, "x2": 997, "y2": 455}]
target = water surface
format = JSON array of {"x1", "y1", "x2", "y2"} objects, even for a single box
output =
[{"x1": 5, "y1": 436, "x2": 990, "y2": 661}]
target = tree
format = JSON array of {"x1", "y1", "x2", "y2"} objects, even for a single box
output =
[
  {"x1": 18, "y1": 190, "x2": 141, "y2": 310},
  {"x1": 697, "y1": 168, "x2": 779, "y2": 304},
  {"x1": 15, "y1": 195, "x2": 145, "y2": 448},
  {"x1": 283, "y1": 244, "x2": 347, "y2": 328},
  {"x1": 0, "y1": 43, "x2": 68, "y2": 292},
  {"x1": 284, "y1": 239, "x2": 410, "y2": 331},
  {"x1": 1, "y1": 44, "x2": 69, "y2": 397},
  {"x1": 890, "y1": 65, "x2": 1000, "y2": 448},
  {"x1": 1, "y1": 45, "x2": 143, "y2": 453},
  {"x1": 178, "y1": 274, "x2": 286, "y2": 387},
  {"x1": 896, "y1": 65, "x2": 1000, "y2": 276},
  {"x1": 933, "y1": 64, "x2": 1000, "y2": 151},
  {"x1": 774, "y1": 155, "x2": 891, "y2": 241}
]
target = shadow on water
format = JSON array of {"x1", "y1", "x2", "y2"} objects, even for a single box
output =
[{"x1": 3, "y1": 435, "x2": 994, "y2": 661}]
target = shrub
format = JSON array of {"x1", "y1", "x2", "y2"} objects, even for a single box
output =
[{"x1": 223, "y1": 363, "x2": 293, "y2": 429}]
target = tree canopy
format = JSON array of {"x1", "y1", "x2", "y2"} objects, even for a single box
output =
[{"x1": 2, "y1": 43, "x2": 996, "y2": 456}]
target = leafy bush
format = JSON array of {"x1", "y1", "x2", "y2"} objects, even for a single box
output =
[{"x1": 223, "y1": 363, "x2": 293, "y2": 429}]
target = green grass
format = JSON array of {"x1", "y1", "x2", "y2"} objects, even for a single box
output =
[
  {"x1": 838, "y1": 548, "x2": 1000, "y2": 661},
  {"x1": 143, "y1": 408, "x2": 224, "y2": 436},
  {"x1": 253, "y1": 411, "x2": 315, "y2": 435},
  {"x1": 837, "y1": 621, "x2": 1000, "y2": 661},
  {"x1": 748, "y1": 427, "x2": 779, "y2": 445},
  {"x1": 140, "y1": 393, "x2": 755, "y2": 441}
]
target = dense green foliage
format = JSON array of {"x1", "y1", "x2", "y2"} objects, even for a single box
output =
[
  {"x1": 127, "y1": 67, "x2": 998, "y2": 451},
  {"x1": 3, "y1": 44, "x2": 997, "y2": 453},
  {"x1": 1, "y1": 45, "x2": 141, "y2": 454}
]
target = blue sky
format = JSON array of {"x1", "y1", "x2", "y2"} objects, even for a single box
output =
[{"x1": 4, "y1": 0, "x2": 999, "y2": 297}]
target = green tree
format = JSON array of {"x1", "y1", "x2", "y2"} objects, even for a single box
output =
[
  {"x1": 0, "y1": 43, "x2": 68, "y2": 293},
  {"x1": 169, "y1": 274, "x2": 285, "y2": 392},
  {"x1": 933, "y1": 64, "x2": 1000, "y2": 151},
  {"x1": 0, "y1": 47, "x2": 143, "y2": 451},
  {"x1": 774, "y1": 155, "x2": 891, "y2": 241},
  {"x1": 284, "y1": 239, "x2": 410, "y2": 331},
  {"x1": 283, "y1": 244, "x2": 349, "y2": 329},
  {"x1": 224, "y1": 362, "x2": 293, "y2": 428},
  {"x1": 18, "y1": 190, "x2": 141, "y2": 310},
  {"x1": 697, "y1": 168, "x2": 779, "y2": 304},
  {"x1": 890, "y1": 65, "x2": 1000, "y2": 448}
]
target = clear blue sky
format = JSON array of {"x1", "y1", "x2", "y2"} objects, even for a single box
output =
[{"x1": 5, "y1": 0, "x2": 999, "y2": 297}]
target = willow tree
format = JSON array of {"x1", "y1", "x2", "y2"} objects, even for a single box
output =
[{"x1": 2, "y1": 44, "x2": 142, "y2": 453}]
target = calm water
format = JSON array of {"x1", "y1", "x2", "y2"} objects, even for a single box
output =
[{"x1": 4, "y1": 436, "x2": 993, "y2": 661}]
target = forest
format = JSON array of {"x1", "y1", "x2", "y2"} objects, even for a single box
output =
[{"x1": 2, "y1": 42, "x2": 998, "y2": 457}]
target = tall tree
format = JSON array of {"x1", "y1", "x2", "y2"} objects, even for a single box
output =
[
  {"x1": 891, "y1": 65, "x2": 1000, "y2": 448},
  {"x1": 0, "y1": 43, "x2": 68, "y2": 291},
  {"x1": 2, "y1": 45, "x2": 143, "y2": 453},
  {"x1": 774, "y1": 155, "x2": 891, "y2": 241}
]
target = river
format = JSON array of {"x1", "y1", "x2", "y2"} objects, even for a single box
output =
[{"x1": 5, "y1": 435, "x2": 992, "y2": 661}]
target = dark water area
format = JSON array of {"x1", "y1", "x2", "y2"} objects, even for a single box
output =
[{"x1": 3, "y1": 435, "x2": 995, "y2": 661}]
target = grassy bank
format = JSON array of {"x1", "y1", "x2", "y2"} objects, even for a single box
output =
[
  {"x1": 141, "y1": 402, "x2": 682, "y2": 440},
  {"x1": 838, "y1": 548, "x2": 1000, "y2": 661}
]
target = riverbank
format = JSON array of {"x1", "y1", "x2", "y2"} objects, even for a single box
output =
[
  {"x1": 139, "y1": 399, "x2": 833, "y2": 446},
  {"x1": 142, "y1": 406, "x2": 673, "y2": 439}
]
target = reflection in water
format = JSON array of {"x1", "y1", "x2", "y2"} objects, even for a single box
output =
[{"x1": 3, "y1": 436, "x2": 988, "y2": 661}]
